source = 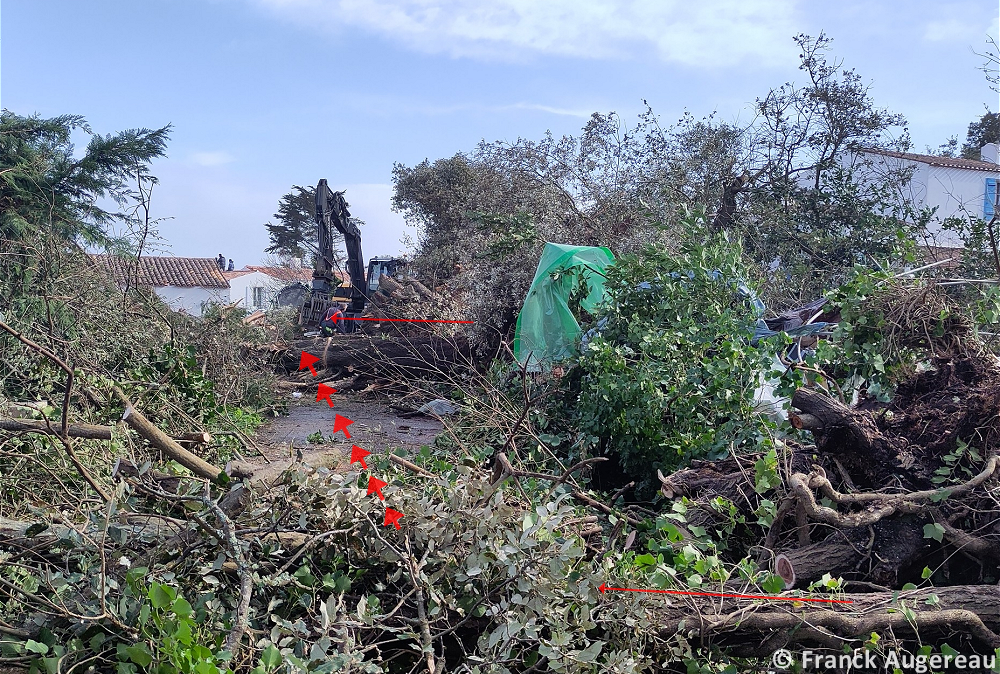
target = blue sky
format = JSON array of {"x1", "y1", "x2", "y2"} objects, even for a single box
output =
[{"x1": 3, "y1": 0, "x2": 998, "y2": 267}]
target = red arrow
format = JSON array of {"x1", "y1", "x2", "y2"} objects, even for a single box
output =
[
  {"x1": 597, "y1": 583, "x2": 852, "y2": 604},
  {"x1": 316, "y1": 383, "x2": 337, "y2": 407},
  {"x1": 333, "y1": 414, "x2": 354, "y2": 439},
  {"x1": 384, "y1": 508, "x2": 404, "y2": 529},
  {"x1": 350, "y1": 445, "x2": 371, "y2": 469},
  {"x1": 298, "y1": 351, "x2": 320, "y2": 376},
  {"x1": 366, "y1": 475, "x2": 388, "y2": 500}
]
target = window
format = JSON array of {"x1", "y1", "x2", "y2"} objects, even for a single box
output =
[
  {"x1": 252, "y1": 286, "x2": 268, "y2": 309},
  {"x1": 987, "y1": 178, "x2": 997, "y2": 219}
]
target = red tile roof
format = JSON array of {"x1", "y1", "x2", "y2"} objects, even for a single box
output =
[
  {"x1": 92, "y1": 255, "x2": 230, "y2": 288},
  {"x1": 862, "y1": 149, "x2": 1000, "y2": 173}
]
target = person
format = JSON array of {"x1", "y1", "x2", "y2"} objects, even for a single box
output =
[
  {"x1": 319, "y1": 303, "x2": 344, "y2": 336},
  {"x1": 216, "y1": 253, "x2": 225, "y2": 270},
  {"x1": 227, "y1": 259, "x2": 234, "y2": 271}
]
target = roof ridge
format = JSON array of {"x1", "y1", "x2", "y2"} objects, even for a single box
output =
[{"x1": 861, "y1": 147, "x2": 999, "y2": 172}]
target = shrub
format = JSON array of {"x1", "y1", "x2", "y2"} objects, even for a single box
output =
[{"x1": 569, "y1": 228, "x2": 777, "y2": 487}]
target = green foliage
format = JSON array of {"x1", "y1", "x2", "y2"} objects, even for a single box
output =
[
  {"x1": 0, "y1": 110, "x2": 170, "y2": 247},
  {"x1": 923, "y1": 523, "x2": 946, "y2": 543},
  {"x1": 264, "y1": 185, "x2": 322, "y2": 263},
  {"x1": 471, "y1": 211, "x2": 540, "y2": 262},
  {"x1": 132, "y1": 344, "x2": 219, "y2": 423},
  {"x1": 570, "y1": 227, "x2": 777, "y2": 485},
  {"x1": 114, "y1": 580, "x2": 232, "y2": 674},
  {"x1": 961, "y1": 111, "x2": 999, "y2": 159},
  {"x1": 778, "y1": 265, "x2": 976, "y2": 402},
  {"x1": 941, "y1": 214, "x2": 1000, "y2": 281},
  {"x1": 931, "y1": 438, "x2": 984, "y2": 487}
]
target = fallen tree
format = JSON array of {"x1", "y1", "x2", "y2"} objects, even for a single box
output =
[
  {"x1": 649, "y1": 353, "x2": 1000, "y2": 657},
  {"x1": 654, "y1": 584, "x2": 1000, "y2": 654},
  {"x1": 274, "y1": 334, "x2": 473, "y2": 390}
]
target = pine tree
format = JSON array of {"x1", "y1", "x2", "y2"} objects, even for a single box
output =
[
  {"x1": 1, "y1": 111, "x2": 170, "y2": 246},
  {"x1": 961, "y1": 112, "x2": 1000, "y2": 159},
  {"x1": 264, "y1": 185, "x2": 323, "y2": 261}
]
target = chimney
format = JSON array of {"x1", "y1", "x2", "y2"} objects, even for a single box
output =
[{"x1": 982, "y1": 143, "x2": 999, "y2": 164}]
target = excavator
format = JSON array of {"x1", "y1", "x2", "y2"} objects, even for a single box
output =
[{"x1": 299, "y1": 179, "x2": 405, "y2": 332}]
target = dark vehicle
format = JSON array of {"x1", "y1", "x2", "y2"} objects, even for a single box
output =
[{"x1": 299, "y1": 179, "x2": 405, "y2": 331}]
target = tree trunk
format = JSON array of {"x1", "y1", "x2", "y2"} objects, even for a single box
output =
[
  {"x1": 775, "y1": 517, "x2": 931, "y2": 588},
  {"x1": 790, "y1": 388, "x2": 902, "y2": 486},
  {"x1": 282, "y1": 335, "x2": 471, "y2": 387},
  {"x1": 111, "y1": 387, "x2": 225, "y2": 483}
]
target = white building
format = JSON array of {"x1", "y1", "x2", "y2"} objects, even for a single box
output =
[
  {"x1": 224, "y1": 265, "x2": 324, "y2": 311},
  {"x1": 93, "y1": 255, "x2": 231, "y2": 317},
  {"x1": 849, "y1": 143, "x2": 999, "y2": 248}
]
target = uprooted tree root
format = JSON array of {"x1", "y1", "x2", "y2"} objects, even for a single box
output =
[{"x1": 655, "y1": 353, "x2": 1000, "y2": 653}]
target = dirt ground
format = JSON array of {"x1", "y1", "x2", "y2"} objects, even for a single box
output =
[{"x1": 254, "y1": 392, "x2": 444, "y2": 464}]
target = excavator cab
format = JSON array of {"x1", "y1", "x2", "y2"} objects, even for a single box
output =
[{"x1": 367, "y1": 257, "x2": 406, "y2": 294}]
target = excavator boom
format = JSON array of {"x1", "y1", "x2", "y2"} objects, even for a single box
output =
[
  {"x1": 300, "y1": 178, "x2": 407, "y2": 331},
  {"x1": 314, "y1": 179, "x2": 366, "y2": 316}
]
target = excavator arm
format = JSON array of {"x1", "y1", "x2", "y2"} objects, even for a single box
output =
[{"x1": 314, "y1": 179, "x2": 366, "y2": 316}]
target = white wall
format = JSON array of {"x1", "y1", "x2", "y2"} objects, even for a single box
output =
[
  {"x1": 227, "y1": 272, "x2": 286, "y2": 311},
  {"x1": 153, "y1": 286, "x2": 230, "y2": 317},
  {"x1": 924, "y1": 165, "x2": 995, "y2": 238},
  {"x1": 847, "y1": 152, "x2": 998, "y2": 247}
]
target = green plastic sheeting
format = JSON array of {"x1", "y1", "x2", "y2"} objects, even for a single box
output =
[{"x1": 513, "y1": 243, "x2": 615, "y2": 370}]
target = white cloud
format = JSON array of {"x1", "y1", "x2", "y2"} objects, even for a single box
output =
[
  {"x1": 922, "y1": 2, "x2": 997, "y2": 43},
  {"x1": 505, "y1": 103, "x2": 593, "y2": 118},
  {"x1": 250, "y1": 0, "x2": 800, "y2": 67},
  {"x1": 190, "y1": 150, "x2": 235, "y2": 166},
  {"x1": 923, "y1": 18, "x2": 977, "y2": 42}
]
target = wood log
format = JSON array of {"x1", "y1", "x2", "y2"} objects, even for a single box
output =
[
  {"x1": 174, "y1": 432, "x2": 213, "y2": 446},
  {"x1": 787, "y1": 412, "x2": 820, "y2": 431},
  {"x1": 111, "y1": 387, "x2": 225, "y2": 483},
  {"x1": 0, "y1": 418, "x2": 112, "y2": 440},
  {"x1": 408, "y1": 279, "x2": 436, "y2": 300},
  {"x1": 280, "y1": 335, "x2": 472, "y2": 386},
  {"x1": 0, "y1": 516, "x2": 174, "y2": 549},
  {"x1": 1, "y1": 418, "x2": 215, "y2": 449},
  {"x1": 773, "y1": 517, "x2": 930, "y2": 588},
  {"x1": 376, "y1": 274, "x2": 405, "y2": 295}
]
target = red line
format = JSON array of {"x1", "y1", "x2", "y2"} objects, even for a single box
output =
[
  {"x1": 341, "y1": 317, "x2": 474, "y2": 324},
  {"x1": 602, "y1": 587, "x2": 853, "y2": 604}
]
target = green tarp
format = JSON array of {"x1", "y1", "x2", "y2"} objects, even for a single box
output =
[{"x1": 513, "y1": 243, "x2": 615, "y2": 370}]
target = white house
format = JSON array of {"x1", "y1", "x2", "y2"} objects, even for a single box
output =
[
  {"x1": 848, "y1": 143, "x2": 999, "y2": 249},
  {"x1": 224, "y1": 265, "x2": 331, "y2": 311},
  {"x1": 93, "y1": 255, "x2": 231, "y2": 317}
]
